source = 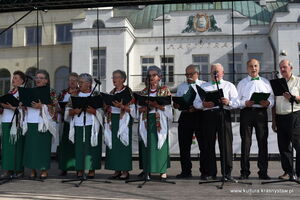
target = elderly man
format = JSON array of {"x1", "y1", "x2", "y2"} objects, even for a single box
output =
[
  {"x1": 174, "y1": 64, "x2": 205, "y2": 178},
  {"x1": 237, "y1": 59, "x2": 274, "y2": 180},
  {"x1": 194, "y1": 63, "x2": 239, "y2": 180},
  {"x1": 272, "y1": 59, "x2": 300, "y2": 181}
]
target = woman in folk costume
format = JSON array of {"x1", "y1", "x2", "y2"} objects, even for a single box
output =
[
  {"x1": 57, "y1": 72, "x2": 79, "y2": 176},
  {"x1": 104, "y1": 70, "x2": 135, "y2": 180},
  {"x1": 65, "y1": 73, "x2": 103, "y2": 178},
  {"x1": 23, "y1": 69, "x2": 58, "y2": 179},
  {"x1": 138, "y1": 66, "x2": 172, "y2": 180},
  {"x1": 0, "y1": 71, "x2": 26, "y2": 177}
]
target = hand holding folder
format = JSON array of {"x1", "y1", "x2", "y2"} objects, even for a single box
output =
[
  {"x1": 100, "y1": 87, "x2": 133, "y2": 106},
  {"x1": 18, "y1": 86, "x2": 51, "y2": 107},
  {"x1": 134, "y1": 93, "x2": 171, "y2": 107},
  {"x1": 0, "y1": 94, "x2": 20, "y2": 107},
  {"x1": 250, "y1": 92, "x2": 270, "y2": 104},
  {"x1": 172, "y1": 86, "x2": 196, "y2": 110},
  {"x1": 71, "y1": 95, "x2": 103, "y2": 109}
]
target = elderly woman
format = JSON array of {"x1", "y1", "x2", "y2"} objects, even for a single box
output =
[
  {"x1": 1, "y1": 70, "x2": 26, "y2": 177},
  {"x1": 23, "y1": 69, "x2": 58, "y2": 179},
  {"x1": 138, "y1": 66, "x2": 172, "y2": 180},
  {"x1": 57, "y1": 72, "x2": 79, "y2": 176},
  {"x1": 104, "y1": 70, "x2": 135, "y2": 180},
  {"x1": 65, "y1": 73, "x2": 102, "y2": 178}
]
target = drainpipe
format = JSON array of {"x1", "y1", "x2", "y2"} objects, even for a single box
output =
[
  {"x1": 126, "y1": 40, "x2": 135, "y2": 86},
  {"x1": 268, "y1": 36, "x2": 277, "y2": 72}
]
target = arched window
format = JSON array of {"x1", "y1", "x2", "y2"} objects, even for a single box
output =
[
  {"x1": 0, "y1": 69, "x2": 11, "y2": 96},
  {"x1": 25, "y1": 67, "x2": 37, "y2": 88},
  {"x1": 92, "y1": 20, "x2": 105, "y2": 29},
  {"x1": 55, "y1": 66, "x2": 69, "y2": 93}
]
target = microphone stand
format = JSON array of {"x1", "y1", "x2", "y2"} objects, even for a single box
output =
[
  {"x1": 199, "y1": 74, "x2": 251, "y2": 189},
  {"x1": 62, "y1": 81, "x2": 111, "y2": 187},
  {"x1": 262, "y1": 74, "x2": 300, "y2": 185},
  {"x1": 126, "y1": 76, "x2": 175, "y2": 188}
]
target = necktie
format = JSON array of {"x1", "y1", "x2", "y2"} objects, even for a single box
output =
[
  {"x1": 251, "y1": 77, "x2": 260, "y2": 81},
  {"x1": 212, "y1": 81, "x2": 220, "y2": 85}
]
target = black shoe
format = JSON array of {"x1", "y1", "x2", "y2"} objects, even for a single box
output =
[
  {"x1": 200, "y1": 175, "x2": 216, "y2": 180},
  {"x1": 224, "y1": 175, "x2": 236, "y2": 182},
  {"x1": 239, "y1": 174, "x2": 249, "y2": 180},
  {"x1": 289, "y1": 175, "x2": 297, "y2": 181},
  {"x1": 60, "y1": 171, "x2": 67, "y2": 176},
  {"x1": 200, "y1": 175, "x2": 208, "y2": 180},
  {"x1": 176, "y1": 173, "x2": 192, "y2": 179},
  {"x1": 259, "y1": 174, "x2": 271, "y2": 180}
]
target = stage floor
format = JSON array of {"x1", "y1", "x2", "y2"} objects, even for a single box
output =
[{"x1": 0, "y1": 160, "x2": 299, "y2": 200}]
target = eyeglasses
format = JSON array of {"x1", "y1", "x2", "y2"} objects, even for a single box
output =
[
  {"x1": 148, "y1": 74, "x2": 158, "y2": 77},
  {"x1": 185, "y1": 72, "x2": 196, "y2": 77},
  {"x1": 35, "y1": 77, "x2": 46, "y2": 80}
]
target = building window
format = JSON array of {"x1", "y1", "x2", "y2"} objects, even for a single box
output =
[
  {"x1": 26, "y1": 26, "x2": 42, "y2": 46},
  {"x1": 92, "y1": 20, "x2": 105, "y2": 28},
  {"x1": 92, "y1": 49, "x2": 106, "y2": 79},
  {"x1": 161, "y1": 56, "x2": 174, "y2": 83},
  {"x1": 141, "y1": 57, "x2": 154, "y2": 82},
  {"x1": 0, "y1": 69, "x2": 11, "y2": 96},
  {"x1": 228, "y1": 53, "x2": 243, "y2": 84},
  {"x1": 192, "y1": 55, "x2": 209, "y2": 81},
  {"x1": 0, "y1": 28, "x2": 13, "y2": 47},
  {"x1": 25, "y1": 67, "x2": 37, "y2": 88},
  {"x1": 55, "y1": 66, "x2": 69, "y2": 93},
  {"x1": 56, "y1": 24, "x2": 72, "y2": 44}
]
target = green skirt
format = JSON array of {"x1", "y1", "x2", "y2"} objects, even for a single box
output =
[
  {"x1": 74, "y1": 125, "x2": 102, "y2": 170},
  {"x1": 57, "y1": 122, "x2": 75, "y2": 171},
  {"x1": 105, "y1": 114, "x2": 132, "y2": 171},
  {"x1": 1, "y1": 122, "x2": 24, "y2": 171},
  {"x1": 139, "y1": 113, "x2": 170, "y2": 173},
  {"x1": 23, "y1": 123, "x2": 52, "y2": 170}
]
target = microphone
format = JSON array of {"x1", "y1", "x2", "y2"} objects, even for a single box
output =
[
  {"x1": 94, "y1": 78, "x2": 101, "y2": 85},
  {"x1": 213, "y1": 71, "x2": 218, "y2": 81}
]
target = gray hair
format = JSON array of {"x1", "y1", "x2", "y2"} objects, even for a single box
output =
[
  {"x1": 36, "y1": 69, "x2": 50, "y2": 86},
  {"x1": 279, "y1": 59, "x2": 293, "y2": 67},
  {"x1": 79, "y1": 73, "x2": 93, "y2": 84},
  {"x1": 147, "y1": 65, "x2": 162, "y2": 77},
  {"x1": 210, "y1": 63, "x2": 224, "y2": 72},
  {"x1": 186, "y1": 64, "x2": 200, "y2": 73},
  {"x1": 113, "y1": 70, "x2": 127, "y2": 81}
]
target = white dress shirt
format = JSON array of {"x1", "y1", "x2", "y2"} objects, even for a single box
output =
[
  {"x1": 176, "y1": 79, "x2": 205, "y2": 97},
  {"x1": 193, "y1": 79, "x2": 239, "y2": 110},
  {"x1": 276, "y1": 75, "x2": 300, "y2": 115},
  {"x1": 237, "y1": 75, "x2": 274, "y2": 109}
]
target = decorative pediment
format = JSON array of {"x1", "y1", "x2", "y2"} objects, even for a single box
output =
[{"x1": 182, "y1": 13, "x2": 222, "y2": 33}]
